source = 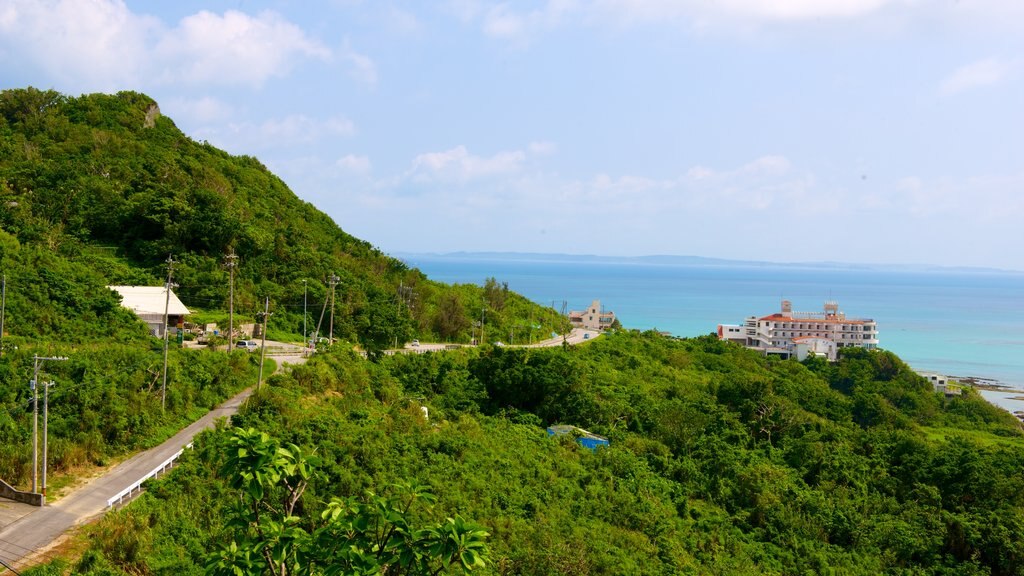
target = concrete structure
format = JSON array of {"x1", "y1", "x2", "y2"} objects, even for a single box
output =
[
  {"x1": 718, "y1": 300, "x2": 879, "y2": 361},
  {"x1": 109, "y1": 285, "x2": 190, "y2": 337},
  {"x1": 0, "y1": 478, "x2": 43, "y2": 507},
  {"x1": 568, "y1": 300, "x2": 616, "y2": 331},
  {"x1": 917, "y1": 371, "x2": 963, "y2": 396}
]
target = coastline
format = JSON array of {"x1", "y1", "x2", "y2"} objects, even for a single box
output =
[{"x1": 949, "y1": 375, "x2": 1024, "y2": 418}]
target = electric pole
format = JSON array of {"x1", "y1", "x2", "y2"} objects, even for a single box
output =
[
  {"x1": 31, "y1": 355, "x2": 67, "y2": 494},
  {"x1": 302, "y1": 279, "x2": 308, "y2": 353},
  {"x1": 226, "y1": 250, "x2": 238, "y2": 351},
  {"x1": 257, "y1": 297, "x2": 272, "y2": 389},
  {"x1": 328, "y1": 273, "x2": 339, "y2": 345},
  {"x1": 1, "y1": 274, "x2": 6, "y2": 357},
  {"x1": 162, "y1": 255, "x2": 176, "y2": 412},
  {"x1": 42, "y1": 378, "x2": 54, "y2": 496},
  {"x1": 312, "y1": 279, "x2": 330, "y2": 353}
]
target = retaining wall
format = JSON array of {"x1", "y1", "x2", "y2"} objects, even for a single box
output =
[{"x1": 0, "y1": 477, "x2": 44, "y2": 506}]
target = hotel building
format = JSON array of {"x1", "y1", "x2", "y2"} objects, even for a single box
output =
[{"x1": 718, "y1": 300, "x2": 879, "y2": 361}]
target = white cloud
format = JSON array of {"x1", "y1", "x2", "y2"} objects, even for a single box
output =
[
  {"x1": 337, "y1": 154, "x2": 372, "y2": 174},
  {"x1": 410, "y1": 145, "x2": 527, "y2": 182},
  {"x1": 340, "y1": 42, "x2": 379, "y2": 87},
  {"x1": 528, "y1": 141, "x2": 558, "y2": 155},
  {"x1": 451, "y1": 0, "x2": 1024, "y2": 39},
  {"x1": 0, "y1": 0, "x2": 159, "y2": 91},
  {"x1": 941, "y1": 58, "x2": 1015, "y2": 95},
  {"x1": 166, "y1": 96, "x2": 234, "y2": 124},
  {"x1": 0, "y1": 1, "x2": 329, "y2": 90},
  {"x1": 589, "y1": 0, "x2": 916, "y2": 25},
  {"x1": 385, "y1": 6, "x2": 422, "y2": 34},
  {"x1": 302, "y1": 148, "x2": 1024, "y2": 268},
  {"x1": 196, "y1": 114, "x2": 355, "y2": 154},
  {"x1": 483, "y1": 5, "x2": 526, "y2": 39},
  {"x1": 451, "y1": 0, "x2": 578, "y2": 43},
  {"x1": 157, "y1": 10, "x2": 330, "y2": 87}
]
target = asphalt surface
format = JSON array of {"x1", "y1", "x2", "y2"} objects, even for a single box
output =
[
  {"x1": 0, "y1": 386, "x2": 254, "y2": 570},
  {"x1": 0, "y1": 331, "x2": 594, "y2": 571},
  {"x1": 398, "y1": 328, "x2": 599, "y2": 353}
]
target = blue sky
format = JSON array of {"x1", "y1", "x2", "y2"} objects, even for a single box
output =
[{"x1": 2, "y1": 0, "x2": 1022, "y2": 270}]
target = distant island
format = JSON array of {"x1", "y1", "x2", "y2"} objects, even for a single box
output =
[{"x1": 394, "y1": 251, "x2": 1024, "y2": 275}]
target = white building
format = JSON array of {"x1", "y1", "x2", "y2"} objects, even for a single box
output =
[
  {"x1": 568, "y1": 300, "x2": 616, "y2": 331},
  {"x1": 109, "y1": 285, "x2": 190, "y2": 337},
  {"x1": 718, "y1": 300, "x2": 879, "y2": 361},
  {"x1": 917, "y1": 371, "x2": 962, "y2": 396}
]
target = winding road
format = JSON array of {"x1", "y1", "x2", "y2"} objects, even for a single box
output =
[{"x1": 0, "y1": 329, "x2": 598, "y2": 571}]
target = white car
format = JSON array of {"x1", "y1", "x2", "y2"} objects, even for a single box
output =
[
  {"x1": 411, "y1": 339, "x2": 420, "y2": 347},
  {"x1": 236, "y1": 340, "x2": 259, "y2": 352}
]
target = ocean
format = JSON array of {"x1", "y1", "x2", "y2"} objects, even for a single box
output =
[{"x1": 398, "y1": 253, "x2": 1024, "y2": 410}]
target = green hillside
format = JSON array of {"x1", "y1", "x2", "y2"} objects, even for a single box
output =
[
  {"x1": 0, "y1": 87, "x2": 568, "y2": 350},
  {"x1": 60, "y1": 333, "x2": 1024, "y2": 575},
  {"x1": 3, "y1": 88, "x2": 1024, "y2": 575},
  {"x1": 0, "y1": 87, "x2": 565, "y2": 492}
]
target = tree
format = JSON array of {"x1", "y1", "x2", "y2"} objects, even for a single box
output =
[
  {"x1": 208, "y1": 427, "x2": 490, "y2": 576},
  {"x1": 356, "y1": 289, "x2": 413, "y2": 359},
  {"x1": 434, "y1": 293, "x2": 469, "y2": 341},
  {"x1": 482, "y1": 278, "x2": 506, "y2": 312}
]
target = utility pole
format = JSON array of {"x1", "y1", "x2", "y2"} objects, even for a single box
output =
[
  {"x1": 312, "y1": 278, "x2": 331, "y2": 353},
  {"x1": 1, "y1": 274, "x2": 6, "y2": 357},
  {"x1": 31, "y1": 355, "x2": 67, "y2": 494},
  {"x1": 162, "y1": 255, "x2": 176, "y2": 413},
  {"x1": 480, "y1": 307, "x2": 486, "y2": 345},
  {"x1": 42, "y1": 378, "x2": 54, "y2": 496},
  {"x1": 257, "y1": 297, "x2": 272, "y2": 389},
  {"x1": 31, "y1": 367, "x2": 37, "y2": 493},
  {"x1": 302, "y1": 279, "x2": 308, "y2": 353},
  {"x1": 328, "y1": 273, "x2": 339, "y2": 345},
  {"x1": 225, "y1": 251, "x2": 238, "y2": 351}
]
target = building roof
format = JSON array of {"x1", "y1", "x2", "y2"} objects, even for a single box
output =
[
  {"x1": 109, "y1": 286, "x2": 190, "y2": 316},
  {"x1": 758, "y1": 313, "x2": 872, "y2": 325}
]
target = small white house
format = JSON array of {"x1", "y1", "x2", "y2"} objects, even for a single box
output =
[
  {"x1": 917, "y1": 371, "x2": 961, "y2": 396},
  {"x1": 109, "y1": 286, "x2": 190, "y2": 337},
  {"x1": 793, "y1": 336, "x2": 838, "y2": 361}
]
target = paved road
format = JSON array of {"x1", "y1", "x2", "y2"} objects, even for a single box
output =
[
  {"x1": 398, "y1": 328, "x2": 600, "y2": 353},
  {"x1": 0, "y1": 386, "x2": 254, "y2": 570},
  {"x1": 0, "y1": 330, "x2": 589, "y2": 570}
]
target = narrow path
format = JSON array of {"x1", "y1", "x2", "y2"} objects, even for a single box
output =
[{"x1": 0, "y1": 386, "x2": 254, "y2": 570}]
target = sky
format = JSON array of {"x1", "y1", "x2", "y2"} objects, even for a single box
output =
[{"x1": 1, "y1": 0, "x2": 1022, "y2": 270}]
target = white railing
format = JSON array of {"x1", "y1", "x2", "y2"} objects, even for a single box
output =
[{"x1": 105, "y1": 443, "x2": 192, "y2": 509}]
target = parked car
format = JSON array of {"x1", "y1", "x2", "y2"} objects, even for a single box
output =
[
  {"x1": 411, "y1": 339, "x2": 420, "y2": 347},
  {"x1": 236, "y1": 340, "x2": 259, "y2": 352}
]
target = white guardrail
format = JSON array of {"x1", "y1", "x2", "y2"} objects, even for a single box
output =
[{"x1": 105, "y1": 442, "x2": 193, "y2": 509}]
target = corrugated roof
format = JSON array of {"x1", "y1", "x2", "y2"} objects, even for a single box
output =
[{"x1": 109, "y1": 286, "x2": 190, "y2": 316}]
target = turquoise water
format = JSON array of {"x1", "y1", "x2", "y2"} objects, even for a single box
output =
[{"x1": 401, "y1": 254, "x2": 1024, "y2": 391}]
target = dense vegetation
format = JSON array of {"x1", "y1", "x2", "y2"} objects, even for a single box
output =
[
  {"x1": 4, "y1": 87, "x2": 1024, "y2": 574},
  {"x1": 0, "y1": 87, "x2": 568, "y2": 351},
  {"x1": 32, "y1": 332, "x2": 1024, "y2": 575},
  {"x1": 0, "y1": 88, "x2": 565, "y2": 491}
]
